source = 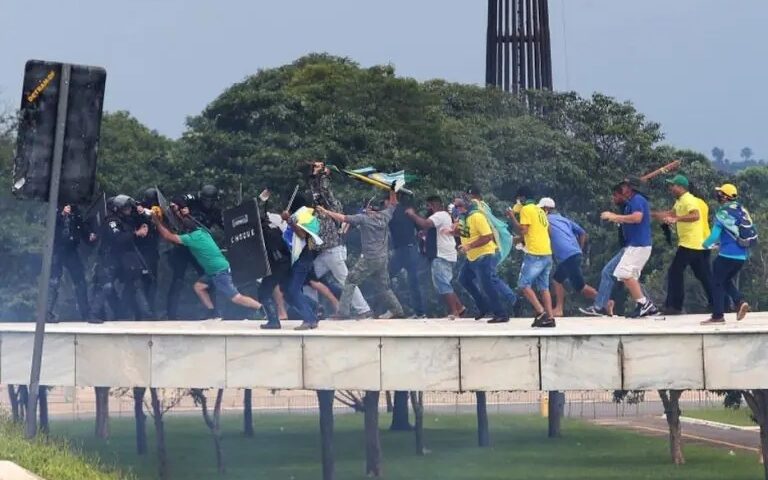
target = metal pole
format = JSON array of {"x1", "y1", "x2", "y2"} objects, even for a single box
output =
[{"x1": 25, "y1": 64, "x2": 71, "y2": 438}]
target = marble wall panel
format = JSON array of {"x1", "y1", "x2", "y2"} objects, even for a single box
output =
[
  {"x1": 151, "y1": 335, "x2": 225, "y2": 388},
  {"x1": 541, "y1": 336, "x2": 621, "y2": 390},
  {"x1": 303, "y1": 337, "x2": 380, "y2": 390},
  {"x1": 461, "y1": 337, "x2": 539, "y2": 390},
  {"x1": 1, "y1": 333, "x2": 75, "y2": 386},
  {"x1": 622, "y1": 335, "x2": 703, "y2": 390},
  {"x1": 226, "y1": 336, "x2": 303, "y2": 389},
  {"x1": 76, "y1": 334, "x2": 151, "y2": 387},
  {"x1": 704, "y1": 334, "x2": 768, "y2": 389},
  {"x1": 381, "y1": 337, "x2": 459, "y2": 391}
]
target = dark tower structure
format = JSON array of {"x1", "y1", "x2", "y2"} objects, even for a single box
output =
[{"x1": 486, "y1": 0, "x2": 553, "y2": 92}]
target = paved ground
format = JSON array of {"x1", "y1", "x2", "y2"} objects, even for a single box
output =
[
  {"x1": 593, "y1": 415, "x2": 762, "y2": 455},
  {"x1": 2, "y1": 312, "x2": 768, "y2": 336}
]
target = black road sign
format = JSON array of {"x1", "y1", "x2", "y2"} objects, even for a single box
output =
[{"x1": 12, "y1": 60, "x2": 106, "y2": 205}]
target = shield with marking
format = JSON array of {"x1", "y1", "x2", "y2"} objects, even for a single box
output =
[{"x1": 223, "y1": 198, "x2": 270, "y2": 286}]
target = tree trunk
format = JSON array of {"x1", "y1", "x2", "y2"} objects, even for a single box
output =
[
  {"x1": 150, "y1": 388, "x2": 169, "y2": 480},
  {"x1": 363, "y1": 391, "x2": 382, "y2": 477},
  {"x1": 8, "y1": 385, "x2": 20, "y2": 423},
  {"x1": 548, "y1": 391, "x2": 565, "y2": 438},
  {"x1": 742, "y1": 390, "x2": 768, "y2": 479},
  {"x1": 243, "y1": 389, "x2": 254, "y2": 437},
  {"x1": 212, "y1": 389, "x2": 225, "y2": 474},
  {"x1": 38, "y1": 387, "x2": 49, "y2": 434},
  {"x1": 659, "y1": 390, "x2": 685, "y2": 465},
  {"x1": 385, "y1": 391, "x2": 393, "y2": 413},
  {"x1": 94, "y1": 387, "x2": 110, "y2": 439},
  {"x1": 409, "y1": 391, "x2": 425, "y2": 455},
  {"x1": 476, "y1": 391, "x2": 490, "y2": 447},
  {"x1": 18, "y1": 386, "x2": 29, "y2": 421},
  {"x1": 133, "y1": 387, "x2": 148, "y2": 455},
  {"x1": 317, "y1": 390, "x2": 335, "y2": 480},
  {"x1": 390, "y1": 391, "x2": 412, "y2": 431}
]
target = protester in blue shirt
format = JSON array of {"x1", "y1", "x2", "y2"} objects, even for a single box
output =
[
  {"x1": 538, "y1": 198, "x2": 597, "y2": 316},
  {"x1": 700, "y1": 183, "x2": 752, "y2": 325},
  {"x1": 598, "y1": 180, "x2": 659, "y2": 318}
]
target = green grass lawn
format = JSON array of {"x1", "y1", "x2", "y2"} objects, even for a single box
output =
[
  {"x1": 684, "y1": 407, "x2": 757, "y2": 427},
  {"x1": 0, "y1": 418, "x2": 125, "y2": 480},
  {"x1": 48, "y1": 412, "x2": 763, "y2": 480}
]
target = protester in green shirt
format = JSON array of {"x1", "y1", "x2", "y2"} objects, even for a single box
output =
[{"x1": 153, "y1": 205, "x2": 262, "y2": 319}]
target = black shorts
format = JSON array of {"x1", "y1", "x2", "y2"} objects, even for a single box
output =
[{"x1": 553, "y1": 254, "x2": 585, "y2": 292}]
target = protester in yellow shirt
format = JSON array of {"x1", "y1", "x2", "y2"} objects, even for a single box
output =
[
  {"x1": 507, "y1": 186, "x2": 555, "y2": 328},
  {"x1": 653, "y1": 174, "x2": 713, "y2": 314},
  {"x1": 453, "y1": 197, "x2": 515, "y2": 323}
]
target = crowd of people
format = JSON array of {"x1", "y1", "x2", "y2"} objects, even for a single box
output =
[{"x1": 46, "y1": 161, "x2": 758, "y2": 330}]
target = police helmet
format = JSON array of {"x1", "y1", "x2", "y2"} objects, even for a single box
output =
[
  {"x1": 199, "y1": 185, "x2": 219, "y2": 200},
  {"x1": 143, "y1": 187, "x2": 159, "y2": 206},
  {"x1": 112, "y1": 194, "x2": 134, "y2": 213}
]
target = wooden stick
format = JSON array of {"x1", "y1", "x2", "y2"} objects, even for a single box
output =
[{"x1": 639, "y1": 160, "x2": 681, "y2": 183}]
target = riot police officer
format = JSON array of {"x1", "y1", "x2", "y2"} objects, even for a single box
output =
[
  {"x1": 108, "y1": 195, "x2": 153, "y2": 320},
  {"x1": 89, "y1": 196, "x2": 124, "y2": 323},
  {"x1": 47, "y1": 203, "x2": 94, "y2": 322},
  {"x1": 136, "y1": 187, "x2": 161, "y2": 312},
  {"x1": 165, "y1": 185, "x2": 223, "y2": 319}
]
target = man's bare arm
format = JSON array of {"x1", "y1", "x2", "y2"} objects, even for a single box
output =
[{"x1": 153, "y1": 215, "x2": 182, "y2": 245}]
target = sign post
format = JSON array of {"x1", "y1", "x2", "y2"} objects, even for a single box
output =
[{"x1": 25, "y1": 64, "x2": 70, "y2": 438}]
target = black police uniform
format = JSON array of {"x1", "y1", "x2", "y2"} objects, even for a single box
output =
[
  {"x1": 109, "y1": 211, "x2": 154, "y2": 320},
  {"x1": 134, "y1": 208, "x2": 160, "y2": 313},
  {"x1": 165, "y1": 193, "x2": 223, "y2": 319},
  {"x1": 90, "y1": 211, "x2": 124, "y2": 322},
  {"x1": 47, "y1": 206, "x2": 91, "y2": 321}
]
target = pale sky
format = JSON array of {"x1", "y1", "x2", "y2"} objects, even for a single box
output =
[{"x1": 1, "y1": 0, "x2": 766, "y2": 162}]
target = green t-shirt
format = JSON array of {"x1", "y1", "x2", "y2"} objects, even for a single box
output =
[{"x1": 179, "y1": 229, "x2": 229, "y2": 275}]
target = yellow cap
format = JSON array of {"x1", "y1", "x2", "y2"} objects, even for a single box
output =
[{"x1": 716, "y1": 183, "x2": 738, "y2": 197}]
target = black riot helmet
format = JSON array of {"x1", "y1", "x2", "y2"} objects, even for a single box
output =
[
  {"x1": 199, "y1": 184, "x2": 219, "y2": 209},
  {"x1": 143, "y1": 187, "x2": 159, "y2": 207},
  {"x1": 112, "y1": 194, "x2": 135, "y2": 216}
]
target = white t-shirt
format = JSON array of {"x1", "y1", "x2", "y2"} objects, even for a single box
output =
[{"x1": 429, "y1": 211, "x2": 458, "y2": 262}]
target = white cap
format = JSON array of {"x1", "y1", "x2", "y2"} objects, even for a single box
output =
[{"x1": 537, "y1": 197, "x2": 555, "y2": 209}]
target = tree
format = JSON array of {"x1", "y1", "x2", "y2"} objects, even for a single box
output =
[
  {"x1": 409, "y1": 391, "x2": 426, "y2": 455},
  {"x1": 94, "y1": 387, "x2": 110, "y2": 439},
  {"x1": 190, "y1": 388, "x2": 226, "y2": 474},
  {"x1": 711, "y1": 146, "x2": 725, "y2": 163},
  {"x1": 148, "y1": 388, "x2": 186, "y2": 480},
  {"x1": 659, "y1": 390, "x2": 685, "y2": 465},
  {"x1": 133, "y1": 387, "x2": 148, "y2": 455},
  {"x1": 721, "y1": 390, "x2": 768, "y2": 478},
  {"x1": 363, "y1": 391, "x2": 382, "y2": 477},
  {"x1": 317, "y1": 390, "x2": 335, "y2": 480},
  {"x1": 476, "y1": 392, "x2": 490, "y2": 447},
  {"x1": 390, "y1": 391, "x2": 412, "y2": 431},
  {"x1": 741, "y1": 147, "x2": 754, "y2": 163},
  {"x1": 243, "y1": 389, "x2": 254, "y2": 437}
]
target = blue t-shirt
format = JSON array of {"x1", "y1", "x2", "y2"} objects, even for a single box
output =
[
  {"x1": 622, "y1": 193, "x2": 652, "y2": 247},
  {"x1": 547, "y1": 213, "x2": 585, "y2": 262}
]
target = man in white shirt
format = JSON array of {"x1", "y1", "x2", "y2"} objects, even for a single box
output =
[{"x1": 406, "y1": 195, "x2": 465, "y2": 318}]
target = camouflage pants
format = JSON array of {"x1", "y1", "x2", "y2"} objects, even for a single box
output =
[{"x1": 339, "y1": 256, "x2": 404, "y2": 317}]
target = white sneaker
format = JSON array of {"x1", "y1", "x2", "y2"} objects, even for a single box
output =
[{"x1": 378, "y1": 311, "x2": 395, "y2": 319}]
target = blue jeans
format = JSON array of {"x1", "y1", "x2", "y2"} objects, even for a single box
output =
[
  {"x1": 459, "y1": 254, "x2": 514, "y2": 317},
  {"x1": 283, "y1": 249, "x2": 318, "y2": 325},
  {"x1": 594, "y1": 248, "x2": 649, "y2": 309},
  {"x1": 389, "y1": 244, "x2": 425, "y2": 315}
]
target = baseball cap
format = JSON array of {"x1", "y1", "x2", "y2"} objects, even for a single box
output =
[
  {"x1": 715, "y1": 183, "x2": 738, "y2": 198},
  {"x1": 515, "y1": 186, "x2": 533, "y2": 199},
  {"x1": 537, "y1": 197, "x2": 556, "y2": 209},
  {"x1": 665, "y1": 174, "x2": 689, "y2": 188}
]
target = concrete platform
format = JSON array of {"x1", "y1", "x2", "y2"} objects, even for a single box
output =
[{"x1": 1, "y1": 313, "x2": 767, "y2": 391}]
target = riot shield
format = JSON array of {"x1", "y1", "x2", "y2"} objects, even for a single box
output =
[
  {"x1": 155, "y1": 186, "x2": 182, "y2": 232},
  {"x1": 223, "y1": 198, "x2": 270, "y2": 287}
]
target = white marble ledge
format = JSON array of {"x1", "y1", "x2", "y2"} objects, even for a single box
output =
[{"x1": 0, "y1": 314, "x2": 767, "y2": 338}]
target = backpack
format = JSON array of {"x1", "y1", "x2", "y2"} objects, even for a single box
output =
[{"x1": 725, "y1": 204, "x2": 758, "y2": 248}]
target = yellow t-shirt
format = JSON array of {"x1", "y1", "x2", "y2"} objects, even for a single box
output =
[
  {"x1": 673, "y1": 192, "x2": 707, "y2": 250},
  {"x1": 459, "y1": 211, "x2": 498, "y2": 261},
  {"x1": 697, "y1": 197, "x2": 711, "y2": 240},
  {"x1": 519, "y1": 203, "x2": 552, "y2": 255}
]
